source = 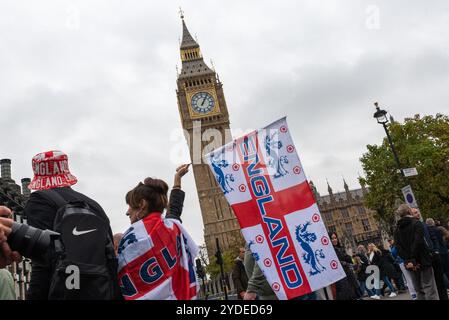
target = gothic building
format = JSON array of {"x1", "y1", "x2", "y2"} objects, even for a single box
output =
[
  {"x1": 0, "y1": 158, "x2": 31, "y2": 300},
  {"x1": 309, "y1": 179, "x2": 382, "y2": 254},
  {"x1": 175, "y1": 14, "x2": 244, "y2": 258}
]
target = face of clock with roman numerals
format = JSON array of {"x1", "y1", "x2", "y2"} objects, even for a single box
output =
[{"x1": 191, "y1": 92, "x2": 215, "y2": 114}]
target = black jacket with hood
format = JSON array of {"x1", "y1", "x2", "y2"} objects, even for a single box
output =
[
  {"x1": 394, "y1": 216, "x2": 433, "y2": 267},
  {"x1": 24, "y1": 187, "x2": 185, "y2": 300}
]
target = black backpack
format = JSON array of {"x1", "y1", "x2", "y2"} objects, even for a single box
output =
[{"x1": 41, "y1": 190, "x2": 121, "y2": 300}]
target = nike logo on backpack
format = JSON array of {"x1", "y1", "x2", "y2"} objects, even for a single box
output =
[{"x1": 72, "y1": 227, "x2": 97, "y2": 236}]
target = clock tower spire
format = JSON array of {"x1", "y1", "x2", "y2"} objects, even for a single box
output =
[
  {"x1": 175, "y1": 14, "x2": 243, "y2": 258},
  {"x1": 179, "y1": 13, "x2": 201, "y2": 58}
]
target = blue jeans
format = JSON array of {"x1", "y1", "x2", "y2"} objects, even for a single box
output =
[
  {"x1": 395, "y1": 274, "x2": 406, "y2": 290},
  {"x1": 376, "y1": 276, "x2": 396, "y2": 295},
  {"x1": 359, "y1": 280, "x2": 375, "y2": 297}
]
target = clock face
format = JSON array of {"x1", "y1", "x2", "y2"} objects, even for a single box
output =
[{"x1": 191, "y1": 92, "x2": 215, "y2": 114}]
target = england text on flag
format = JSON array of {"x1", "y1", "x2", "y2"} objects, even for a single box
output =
[
  {"x1": 117, "y1": 214, "x2": 199, "y2": 300},
  {"x1": 205, "y1": 117, "x2": 346, "y2": 300}
]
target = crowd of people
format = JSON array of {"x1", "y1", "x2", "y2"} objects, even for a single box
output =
[
  {"x1": 229, "y1": 207, "x2": 449, "y2": 301},
  {"x1": 332, "y1": 204, "x2": 449, "y2": 301},
  {"x1": 0, "y1": 149, "x2": 449, "y2": 300}
]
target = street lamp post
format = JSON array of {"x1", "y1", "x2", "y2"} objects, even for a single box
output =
[
  {"x1": 373, "y1": 102, "x2": 403, "y2": 176},
  {"x1": 372, "y1": 102, "x2": 421, "y2": 221},
  {"x1": 215, "y1": 238, "x2": 228, "y2": 300}
]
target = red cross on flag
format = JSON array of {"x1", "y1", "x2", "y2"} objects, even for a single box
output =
[{"x1": 205, "y1": 117, "x2": 346, "y2": 300}]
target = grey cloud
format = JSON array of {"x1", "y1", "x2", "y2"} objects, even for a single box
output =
[{"x1": 1, "y1": 0, "x2": 449, "y2": 245}]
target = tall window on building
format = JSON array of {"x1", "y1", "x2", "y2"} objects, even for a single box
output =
[
  {"x1": 341, "y1": 208, "x2": 350, "y2": 219},
  {"x1": 345, "y1": 222, "x2": 353, "y2": 234},
  {"x1": 324, "y1": 211, "x2": 332, "y2": 222},
  {"x1": 362, "y1": 219, "x2": 370, "y2": 232},
  {"x1": 357, "y1": 206, "x2": 366, "y2": 215},
  {"x1": 328, "y1": 225, "x2": 336, "y2": 235}
]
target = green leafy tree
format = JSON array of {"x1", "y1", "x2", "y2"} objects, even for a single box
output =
[
  {"x1": 359, "y1": 114, "x2": 449, "y2": 231},
  {"x1": 202, "y1": 238, "x2": 245, "y2": 279},
  {"x1": 205, "y1": 249, "x2": 236, "y2": 279}
]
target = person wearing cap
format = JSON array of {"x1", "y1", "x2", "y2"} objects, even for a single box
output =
[{"x1": 23, "y1": 150, "x2": 120, "y2": 300}]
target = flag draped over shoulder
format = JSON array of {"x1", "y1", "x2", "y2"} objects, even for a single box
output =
[
  {"x1": 205, "y1": 117, "x2": 346, "y2": 300},
  {"x1": 117, "y1": 213, "x2": 199, "y2": 300}
]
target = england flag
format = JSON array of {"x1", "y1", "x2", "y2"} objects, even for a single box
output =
[
  {"x1": 117, "y1": 214, "x2": 199, "y2": 300},
  {"x1": 205, "y1": 117, "x2": 346, "y2": 300}
]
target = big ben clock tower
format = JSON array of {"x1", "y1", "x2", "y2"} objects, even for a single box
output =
[{"x1": 175, "y1": 13, "x2": 244, "y2": 258}]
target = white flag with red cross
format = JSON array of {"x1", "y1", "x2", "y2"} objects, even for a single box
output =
[{"x1": 205, "y1": 117, "x2": 346, "y2": 300}]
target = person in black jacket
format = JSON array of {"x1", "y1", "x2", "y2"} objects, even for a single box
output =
[
  {"x1": 24, "y1": 151, "x2": 121, "y2": 299},
  {"x1": 394, "y1": 204, "x2": 439, "y2": 300},
  {"x1": 355, "y1": 245, "x2": 376, "y2": 298},
  {"x1": 380, "y1": 246, "x2": 402, "y2": 293},
  {"x1": 231, "y1": 247, "x2": 248, "y2": 300},
  {"x1": 410, "y1": 209, "x2": 447, "y2": 300},
  {"x1": 330, "y1": 233, "x2": 359, "y2": 300},
  {"x1": 426, "y1": 218, "x2": 449, "y2": 293},
  {"x1": 367, "y1": 243, "x2": 398, "y2": 298},
  {"x1": 24, "y1": 150, "x2": 187, "y2": 300}
]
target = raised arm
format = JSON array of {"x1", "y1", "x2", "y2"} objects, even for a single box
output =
[{"x1": 165, "y1": 164, "x2": 190, "y2": 222}]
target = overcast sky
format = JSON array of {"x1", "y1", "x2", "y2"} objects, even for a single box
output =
[{"x1": 1, "y1": 0, "x2": 449, "y2": 247}]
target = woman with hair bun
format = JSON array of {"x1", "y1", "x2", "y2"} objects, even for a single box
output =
[{"x1": 117, "y1": 164, "x2": 199, "y2": 300}]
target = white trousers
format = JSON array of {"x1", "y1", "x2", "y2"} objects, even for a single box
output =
[{"x1": 399, "y1": 262, "x2": 417, "y2": 298}]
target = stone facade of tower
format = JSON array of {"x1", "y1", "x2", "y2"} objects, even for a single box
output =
[
  {"x1": 309, "y1": 180, "x2": 382, "y2": 255},
  {"x1": 175, "y1": 17, "x2": 244, "y2": 258}
]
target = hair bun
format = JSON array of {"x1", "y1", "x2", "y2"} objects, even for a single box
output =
[{"x1": 143, "y1": 177, "x2": 169, "y2": 194}]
